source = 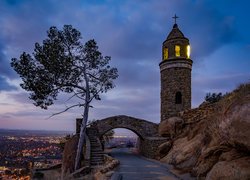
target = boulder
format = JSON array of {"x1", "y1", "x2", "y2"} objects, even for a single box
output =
[
  {"x1": 158, "y1": 117, "x2": 184, "y2": 137},
  {"x1": 219, "y1": 95, "x2": 250, "y2": 151},
  {"x1": 61, "y1": 135, "x2": 78, "y2": 178},
  {"x1": 219, "y1": 149, "x2": 243, "y2": 161},
  {"x1": 191, "y1": 146, "x2": 229, "y2": 177},
  {"x1": 158, "y1": 141, "x2": 172, "y2": 158},
  {"x1": 161, "y1": 134, "x2": 203, "y2": 170},
  {"x1": 206, "y1": 157, "x2": 250, "y2": 180}
]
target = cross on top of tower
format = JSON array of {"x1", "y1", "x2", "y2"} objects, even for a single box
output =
[{"x1": 172, "y1": 14, "x2": 179, "y2": 24}]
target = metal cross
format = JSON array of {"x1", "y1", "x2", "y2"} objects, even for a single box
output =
[{"x1": 172, "y1": 14, "x2": 179, "y2": 24}]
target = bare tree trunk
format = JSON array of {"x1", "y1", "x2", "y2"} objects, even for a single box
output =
[
  {"x1": 74, "y1": 102, "x2": 89, "y2": 170},
  {"x1": 74, "y1": 67, "x2": 90, "y2": 171}
]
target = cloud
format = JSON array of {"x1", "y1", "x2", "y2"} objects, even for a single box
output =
[
  {"x1": 0, "y1": 0, "x2": 239, "y2": 81},
  {"x1": 6, "y1": 91, "x2": 31, "y2": 104},
  {"x1": 0, "y1": 76, "x2": 17, "y2": 91},
  {"x1": 0, "y1": 38, "x2": 17, "y2": 78},
  {"x1": 192, "y1": 73, "x2": 250, "y2": 107},
  {"x1": 89, "y1": 83, "x2": 160, "y2": 123}
]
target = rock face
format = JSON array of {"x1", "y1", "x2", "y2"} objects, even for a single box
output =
[
  {"x1": 61, "y1": 135, "x2": 78, "y2": 178},
  {"x1": 158, "y1": 141, "x2": 172, "y2": 158},
  {"x1": 158, "y1": 117, "x2": 184, "y2": 137},
  {"x1": 159, "y1": 83, "x2": 250, "y2": 179},
  {"x1": 219, "y1": 94, "x2": 250, "y2": 151},
  {"x1": 206, "y1": 156, "x2": 250, "y2": 180}
]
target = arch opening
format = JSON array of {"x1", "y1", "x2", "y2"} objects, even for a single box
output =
[
  {"x1": 101, "y1": 128, "x2": 140, "y2": 150},
  {"x1": 99, "y1": 125, "x2": 144, "y2": 140}
]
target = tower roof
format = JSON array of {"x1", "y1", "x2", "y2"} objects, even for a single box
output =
[{"x1": 166, "y1": 23, "x2": 186, "y2": 40}]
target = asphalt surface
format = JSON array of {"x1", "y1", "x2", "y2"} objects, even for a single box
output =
[{"x1": 109, "y1": 148, "x2": 181, "y2": 180}]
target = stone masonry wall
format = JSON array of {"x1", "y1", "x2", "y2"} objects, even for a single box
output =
[
  {"x1": 139, "y1": 137, "x2": 169, "y2": 159},
  {"x1": 94, "y1": 115, "x2": 159, "y2": 138},
  {"x1": 179, "y1": 102, "x2": 222, "y2": 125},
  {"x1": 169, "y1": 102, "x2": 222, "y2": 138},
  {"x1": 160, "y1": 66, "x2": 191, "y2": 121}
]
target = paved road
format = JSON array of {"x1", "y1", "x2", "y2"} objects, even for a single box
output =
[{"x1": 109, "y1": 148, "x2": 180, "y2": 180}]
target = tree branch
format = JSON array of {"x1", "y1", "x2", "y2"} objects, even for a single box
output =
[
  {"x1": 46, "y1": 103, "x2": 84, "y2": 119},
  {"x1": 55, "y1": 82, "x2": 86, "y2": 92},
  {"x1": 89, "y1": 86, "x2": 103, "y2": 102},
  {"x1": 86, "y1": 72, "x2": 101, "y2": 81},
  {"x1": 66, "y1": 90, "x2": 85, "y2": 102}
]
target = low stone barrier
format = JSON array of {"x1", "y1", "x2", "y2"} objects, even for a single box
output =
[{"x1": 140, "y1": 137, "x2": 169, "y2": 159}]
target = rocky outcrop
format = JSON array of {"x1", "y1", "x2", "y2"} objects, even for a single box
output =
[
  {"x1": 206, "y1": 156, "x2": 250, "y2": 180},
  {"x1": 159, "y1": 83, "x2": 250, "y2": 179},
  {"x1": 61, "y1": 135, "x2": 78, "y2": 178},
  {"x1": 158, "y1": 141, "x2": 172, "y2": 158},
  {"x1": 158, "y1": 117, "x2": 184, "y2": 138}
]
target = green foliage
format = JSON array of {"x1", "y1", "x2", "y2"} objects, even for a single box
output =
[
  {"x1": 205, "y1": 92, "x2": 223, "y2": 103},
  {"x1": 11, "y1": 25, "x2": 118, "y2": 110}
]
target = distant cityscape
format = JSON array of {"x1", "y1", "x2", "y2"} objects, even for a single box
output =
[
  {"x1": 105, "y1": 135, "x2": 138, "y2": 149},
  {"x1": 0, "y1": 129, "x2": 69, "y2": 180},
  {"x1": 0, "y1": 129, "x2": 138, "y2": 179}
]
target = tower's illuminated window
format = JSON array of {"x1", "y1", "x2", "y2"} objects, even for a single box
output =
[
  {"x1": 163, "y1": 48, "x2": 168, "y2": 60},
  {"x1": 187, "y1": 45, "x2": 191, "y2": 58},
  {"x1": 175, "y1": 45, "x2": 180, "y2": 57}
]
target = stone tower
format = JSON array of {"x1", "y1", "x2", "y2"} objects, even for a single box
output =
[{"x1": 159, "y1": 20, "x2": 193, "y2": 122}]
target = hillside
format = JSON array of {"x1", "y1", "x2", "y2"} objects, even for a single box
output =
[{"x1": 159, "y1": 83, "x2": 250, "y2": 179}]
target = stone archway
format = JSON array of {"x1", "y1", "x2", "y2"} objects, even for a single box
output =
[
  {"x1": 84, "y1": 115, "x2": 168, "y2": 166},
  {"x1": 94, "y1": 115, "x2": 159, "y2": 139}
]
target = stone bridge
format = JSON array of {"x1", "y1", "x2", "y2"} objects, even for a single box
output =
[
  {"x1": 77, "y1": 115, "x2": 168, "y2": 166},
  {"x1": 94, "y1": 115, "x2": 159, "y2": 139}
]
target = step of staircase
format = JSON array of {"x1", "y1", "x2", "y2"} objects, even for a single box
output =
[
  {"x1": 91, "y1": 154, "x2": 103, "y2": 157},
  {"x1": 86, "y1": 127, "x2": 104, "y2": 166},
  {"x1": 91, "y1": 152, "x2": 104, "y2": 155},
  {"x1": 91, "y1": 162, "x2": 104, "y2": 166}
]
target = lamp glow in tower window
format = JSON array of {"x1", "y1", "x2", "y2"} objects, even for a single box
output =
[
  {"x1": 187, "y1": 45, "x2": 191, "y2": 59},
  {"x1": 163, "y1": 48, "x2": 168, "y2": 60},
  {"x1": 175, "y1": 45, "x2": 180, "y2": 57}
]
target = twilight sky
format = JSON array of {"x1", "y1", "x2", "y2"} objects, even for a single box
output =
[{"x1": 0, "y1": 0, "x2": 249, "y2": 132}]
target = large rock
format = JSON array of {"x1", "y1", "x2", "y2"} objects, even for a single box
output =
[
  {"x1": 158, "y1": 141, "x2": 172, "y2": 158},
  {"x1": 219, "y1": 149, "x2": 243, "y2": 161},
  {"x1": 161, "y1": 134, "x2": 203, "y2": 170},
  {"x1": 219, "y1": 93, "x2": 250, "y2": 151},
  {"x1": 158, "y1": 117, "x2": 183, "y2": 137},
  {"x1": 191, "y1": 146, "x2": 230, "y2": 177},
  {"x1": 206, "y1": 157, "x2": 250, "y2": 180},
  {"x1": 61, "y1": 135, "x2": 78, "y2": 178}
]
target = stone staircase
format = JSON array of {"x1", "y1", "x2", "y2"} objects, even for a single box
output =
[{"x1": 86, "y1": 128, "x2": 104, "y2": 166}]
